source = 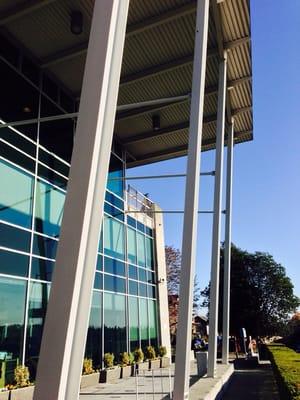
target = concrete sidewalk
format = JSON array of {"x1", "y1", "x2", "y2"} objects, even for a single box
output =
[{"x1": 221, "y1": 359, "x2": 280, "y2": 400}]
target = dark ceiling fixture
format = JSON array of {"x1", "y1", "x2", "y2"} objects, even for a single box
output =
[
  {"x1": 152, "y1": 114, "x2": 160, "y2": 131},
  {"x1": 70, "y1": 11, "x2": 83, "y2": 35},
  {"x1": 23, "y1": 106, "x2": 32, "y2": 113}
]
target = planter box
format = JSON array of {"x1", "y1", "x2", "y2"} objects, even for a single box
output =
[
  {"x1": 121, "y1": 365, "x2": 133, "y2": 379},
  {"x1": 10, "y1": 385, "x2": 34, "y2": 400},
  {"x1": 160, "y1": 357, "x2": 171, "y2": 369},
  {"x1": 149, "y1": 359, "x2": 161, "y2": 370},
  {"x1": 80, "y1": 372, "x2": 100, "y2": 388},
  {"x1": 100, "y1": 367, "x2": 120, "y2": 383},
  {"x1": 136, "y1": 362, "x2": 149, "y2": 374},
  {"x1": 0, "y1": 391, "x2": 9, "y2": 400}
]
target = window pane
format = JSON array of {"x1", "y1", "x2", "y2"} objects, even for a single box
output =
[
  {"x1": 139, "y1": 299, "x2": 149, "y2": 349},
  {"x1": 104, "y1": 275, "x2": 126, "y2": 293},
  {"x1": 137, "y1": 232, "x2": 146, "y2": 267},
  {"x1": 145, "y1": 237, "x2": 154, "y2": 269},
  {"x1": 128, "y1": 264, "x2": 138, "y2": 280},
  {"x1": 85, "y1": 291, "x2": 102, "y2": 368},
  {"x1": 34, "y1": 180, "x2": 65, "y2": 237},
  {"x1": 26, "y1": 282, "x2": 50, "y2": 376},
  {"x1": 139, "y1": 283, "x2": 147, "y2": 298},
  {"x1": 94, "y1": 272, "x2": 103, "y2": 290},
  {"x1": 30, "y1": 257, "x2": 54, "y2": 281},
  {"x1": 0, "y1": 159, "x2": 33, "y2": 228},
  {"x1": 104, "y1": 217, "x2": 125, "y2": 260},
  {"x1": 104, "y1": 293, "x2": 126, "y2": 355},
  {"x1": 129, "y1": 297, "x2": 139, "y2": 351},
  {"x1": 104, "y1": 257, "x2": 125, "y2": 276},
  {"x1": 0, "y1": 249, "x2": 29, "y2": 277},
  {"x1": 32, "y1": 235, "x2": 57, "y2": 259},
  {"x1": 129, "y1": 280, "x2": 138, "y2": 296},
  {"x1": 0, "y1": 277, "x2": 26, "y2": 360},
  {"x1": 149, "y1": 300, "x2": 158, "y2": 348},
  {"x1": 138, "y1": 268, "x2": 147, "y2": 282},
  {"x1": 0, "y1": 223, "x2": 31, "y2": 253},
  {"x1": 127, "y1": 228, "x2": 136, "y2": 264},
  {"x1": 107, "y1": 154, "x2": 124, "y2": 198}
]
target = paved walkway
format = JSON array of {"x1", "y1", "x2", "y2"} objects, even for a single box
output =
[{"x1": 222, "y1": 359, "x2": 280, "y2": 400}]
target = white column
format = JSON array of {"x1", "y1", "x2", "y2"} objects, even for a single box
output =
[
  {"x1": 207, "y1": 52, "x2": 227, "y2": 378},
  {"x1": 153, "y1": 204, "x2": 171, "y2": 358},
  {"x1": 173, "y1": 1, "x2": 209, "y2": 399},
  {"x1": 222, "y1": 119, "x2": 234, "y2": 364},
  {"x1": 33, "y1": 1, "x2": 129, "y2": 400}
]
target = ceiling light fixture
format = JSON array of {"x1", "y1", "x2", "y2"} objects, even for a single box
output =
[
  {"x1": 70, "y1": 11, "x2": 83, "y2": 35},
  {"x1": 152, "y1": 114, "x2": 160, "y2": 131}
]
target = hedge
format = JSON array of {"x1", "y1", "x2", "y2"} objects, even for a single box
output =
[{"x1": 267, "y1": 343, "x2": 300, "y2": 400}]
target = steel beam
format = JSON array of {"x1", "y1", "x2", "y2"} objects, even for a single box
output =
[
  {"x1": 173, "y1": 0, "x2": 209, "y2": 398},
  {"x1": 222, "y1": 119, "x2": 234, "y2": 365},
  {"x1": 207, "y1": 51, "x2": 227, "y2": 378},
  {"x1": 33, "y1": 1, "x2": 129, "y2": 399}
]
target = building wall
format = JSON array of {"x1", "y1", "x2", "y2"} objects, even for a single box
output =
[{"x1": 0, "y1": 47, "x2": 165, "y2": 378}]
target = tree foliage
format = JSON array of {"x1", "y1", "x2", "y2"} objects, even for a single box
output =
[
  {"x1": 201, "y1": 243, "x2": 299, "y2": 336},
  {"x1": 165, "y1": 245, "x2": 201, "y2": 313}
]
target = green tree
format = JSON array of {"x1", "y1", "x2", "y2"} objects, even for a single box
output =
[{"x1": 201, "y1": 243, "x2": 299, "y2": 336}]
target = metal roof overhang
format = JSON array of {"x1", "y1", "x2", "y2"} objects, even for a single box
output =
[{"x1": 0, "y1": 0, "x2": 253, "y2": 168}]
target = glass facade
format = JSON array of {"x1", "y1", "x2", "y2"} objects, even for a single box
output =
[{"x1": 0, "y1": 48, "x2": 160, "y2": 376}]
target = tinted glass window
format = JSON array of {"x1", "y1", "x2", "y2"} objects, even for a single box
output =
[
  {"x1": 129, "y1": 280, "x2": 138, "y2": 296},
  {"x1": 129, "y1": 297, "x2": 139, "y2": 351},
  {"x1": 32, "y1": 235, "x2": 58, "y2": 260},
  {"x1": 104, "y1": 275, "x2": 126, "y2": 293},
  {"x1": 149, "y1": 300, "x2": 158, "y2": 347},
  {"x1": 34, "y1": 180, "x2": 65, "y2": 237},
  {"x1": 0, "y1": 277, "x2": 26, "y2": 359},
  {"x1": 127, "y1": 227, "x2": 136, "y2": 264},
  {"x1": 85, "y1": 291, "x2": 102, "y2": 368},
  {"x1": 128, "y1": 264, "x2": 138, "y2": 280},
  {"x1": 94, "y1": 272, "x2": 103, "y2": 290},
  {"x1": 137, "y1": 232, "x2": 146, "y2": 267},
  {"x1": 0, "y1": 249, "x2": 29, "y2": 277},
  {"x1": 104, "y1": 217, "x2": 125, "y2": 260},
  {"x1": 107, "y1": 154, "x2": 124, "y2": 198},
  {"x1": 139, "y1": 299, "x2": 149, "y2": 349},
  {"x1": 0, "y1": 159, "x2": 33, "y2": 228},
  {"x1": 0, "y1": 223, "x2": 31, "y2": 253},
  {"x1": 104, "y1": 293, "x2": 126, "y2": 355},
  {"x1": 104, "y1": 257, "x2": 125, "y2": 276},
  {"x1": 30, "y1": 257, "x2": 55, "y2": 281}
]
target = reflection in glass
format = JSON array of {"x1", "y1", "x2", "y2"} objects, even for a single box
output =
[
  {"x1": 104, "y1": 275, "x2": 126, "y2": 293},
  {"x1": 31, "y1": 257, "x2": 54, "y2": 281},
  {"x1": 137, "y1": 232, "x2": 146, "y2": 267},
  {"x1": 104, "y1": 293, "x2": 126, "y2": 355},
  {"x1": 139, "y1": 298, "x2": 149, "y2": 349},
  {"x1": 32, "y1": 235, "x2": 57, "y2": 259},
  {"x1": 0, "y1": 223, "x2": 31, "y2": 253},
  {"x1": 145, "y1": 237, "x2": 154, "y2": 269},
  {"x1": 25, "y1": 282, "x2": 50, "y2": 377},
  {"x1": 149, "y1": 300, "x2": 158, "y2": 348},
  {"x1": 127, "y1": 227, "x2": 136, "y2": 264},
  {"x1": 0, "y1": 249, "x2": 29, "y2": 277},
  {"x1": 104, "y1": 257, "x2": 125, "y2": 276},
  {"x1": 0, "y1": 277, "x2": 26, "y2": 360},
  {"x1": 85, "y1": 292, "x2": 102, "y2": 368},
  {"x1": 34, "y1": 180, "x2": 65, "y2": 237},
  {"x1": 129, "y1": 297, "x2": 139, "y2": 351},
  {"x1": 107, "y1": 154, "x2": 124, "y2": 198},
  {"x1": 104, "y1": 217, "x2": 125, "y2": 260},
  {"x1": 0, "y1": 159, "x2": 33, "y2": 228}
]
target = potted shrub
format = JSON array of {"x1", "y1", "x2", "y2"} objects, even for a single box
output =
[
  {"x1": 100, "y1": 353, "x2": 120, "y2": 383},
  {"x1": 134, "y1": 348, "x2": 147, "y2": 374},
  {"x1": 80, "y1": 358, "x2": 100, "y2": 388},
  {"x1": 158, "y1": 346, "x2": 170, "y2": 368},
  {"x1": 10, "y1": 365, "x2": 34, "y2": 400},
  {"x1": 145, "y1": 346, "x2": 160, "y2": 370},
  {"x1": 119, "y1": 352, "x2": 133, "y2": 379}
]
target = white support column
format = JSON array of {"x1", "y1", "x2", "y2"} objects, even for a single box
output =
[
  {"x1": 173, "y1": 1, "x2": 209, "y2": 399},
  {"x1": 222, "y1": 119, "x2": 234, "y2": 364},
  {"x1": 33, "y1": 2, "x2": 129, "y2": 400},
  {"x1": 153, "y1": 204, "x2": 171, "y2": 358},
  {"x1": 207, "y1": 52, "x2": 227, "y2": 378}
]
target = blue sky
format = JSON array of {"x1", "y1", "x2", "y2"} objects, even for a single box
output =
[{"x1": 128, "y1": 0, "x2": 300, "y2": 305}]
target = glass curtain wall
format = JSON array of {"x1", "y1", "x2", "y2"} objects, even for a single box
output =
[{"x1": 0, "y1": 47, "x2": 159, "y2": 376}]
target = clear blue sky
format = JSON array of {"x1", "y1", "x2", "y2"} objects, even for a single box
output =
[{"x1": 128, "y1": 0, "x2": 300, "y2": 305}]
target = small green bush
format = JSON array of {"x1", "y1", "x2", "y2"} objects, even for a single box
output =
[
  {"x1": 82, "y1": 358, "x2": 94, "y2": 375},
  {"x1": 129, "y1": 352, "x2": 135, "y2": 365},
  {"x1": 145, "y1": 345, "x2": 156, "y2": 360},
  {"x1": 119, "y1": 352, "x2": 130, "y2": 366},
  {"x1": 104, "y1": 353, "x2": 114, "y2": 369},
  {"x1": 14, "y1": 365, "x2": 30, "y2": 388},
  {"x1": 158, "y1": 346, "x2": 167, "y2": 358},
  {"x1": 267, "y1": 344, "x2": 300, "y2": 400},
  {"x1": 134, "y1": 348, "x2": 144, "y2": 363}
]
